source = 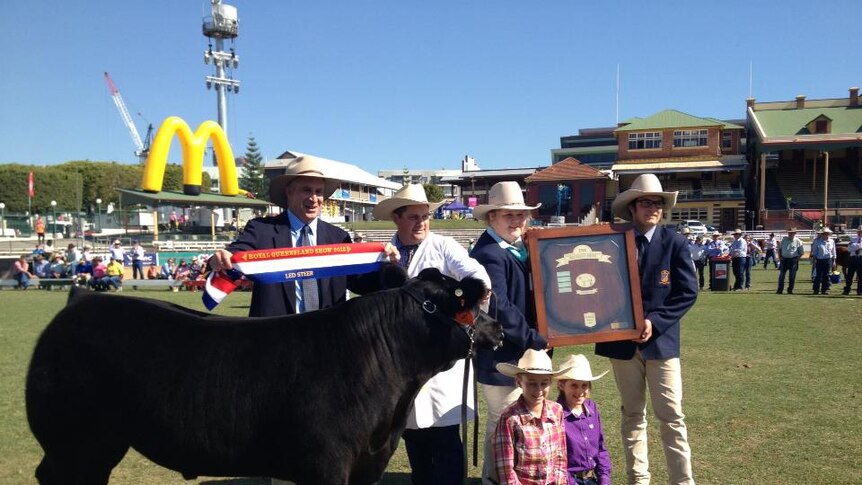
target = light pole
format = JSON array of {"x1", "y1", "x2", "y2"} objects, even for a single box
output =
[
  {"x1": 50, "y1": 200, "x2": 57, "y2": 239},
  {"x1": 0, "y1": 202, "x2": 5, "y2": 237},
  {"x1": 96, "y1": 198, "x2": 102, "y2": 233}
]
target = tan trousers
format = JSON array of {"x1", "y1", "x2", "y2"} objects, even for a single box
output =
[
  {"x1": 610, "y1": 353, "x2": 694, "y2": 485},
  {"x1": 480, "y1": 384, "x2": 522, "y2": 485}
]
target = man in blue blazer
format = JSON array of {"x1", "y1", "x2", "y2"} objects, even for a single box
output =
[
  {"x1": 209, "y1": 156, "x2": 351, "y2": 318},
  {"x1": 595, "y1": 174, "x2": 698, "y2": 485}
]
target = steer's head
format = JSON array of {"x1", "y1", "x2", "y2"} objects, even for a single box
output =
[{"x1": 407, "y1": 267, "x2": 503, "y2": 351}]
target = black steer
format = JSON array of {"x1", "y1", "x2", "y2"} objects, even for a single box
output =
[{"x1": 26, "y1": 266, "x2": 501, "y2": 485}]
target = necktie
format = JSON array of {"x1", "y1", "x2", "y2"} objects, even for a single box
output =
[
  {"x1": 299, "y1": 225, "x2": 319, "y2": 312},
  {"x1": 636, "y1": 235, "x2": 648, "y2": 271},
  {"x1": 399, "y1": 245, "x2": 418, "y2": 269}
]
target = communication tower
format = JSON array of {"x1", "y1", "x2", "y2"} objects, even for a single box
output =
[{"x1": 203, "y1": 0, "x2": 240, "y2": 142}]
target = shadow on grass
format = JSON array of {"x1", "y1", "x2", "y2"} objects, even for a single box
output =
[
  {"x1": 200, "y1": 479, "x2": 268, "y2": 485},
  {"x1": 198, "y1": 473, "x2": 483, "y2": 484},
  {"x1": 378, "y1": 472, "x2": 482, "y2": 484}
]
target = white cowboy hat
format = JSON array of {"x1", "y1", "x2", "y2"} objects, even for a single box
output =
[
  {"x1": 556, "y1": 354, "x2": 608, "y2": 382},
  {"x1": 818, "y1": 227, "x2": 833, "y2": 234},
  {"x1": 472, "y1": 181, "x2": 541, "y2": 221},
  {"x1": 733, "y1": 228, "x2": 743, "y2": 235},
  {"x1": 681, "y1": 227, "x2": 691, "y2": 235},
  {"x1": 611, "y1": 174, "x2": 678, "y2": 221},
  {"x1": 496, "y1": 349, "x2": 573, "y2": 378},
  {"x1": 372, "y1": 183, "x2": 443, "y2": 220},
  {"x1": 268, "y1": 156, "x2": 344, "y2": 209}
]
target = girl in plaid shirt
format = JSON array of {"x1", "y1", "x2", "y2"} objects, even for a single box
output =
[{"x1": 493, "y1": 349, "x2": 572, "y2": 485}]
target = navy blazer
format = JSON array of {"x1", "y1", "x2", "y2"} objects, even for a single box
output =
[
  {"x1": 227, "y1": 214, "x2": 351, "y2": 317},
  {"x1": 596, "y1": 226, "x2": 697, "y2": 360},
  {"x1": 470, "y1": 231, "x2": 547, "y2": 386}
]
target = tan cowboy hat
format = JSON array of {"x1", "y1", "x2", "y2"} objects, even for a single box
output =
[
  {"x1": 611, "y1": 174, "x2": 678, "y2": 221},
  {"x1": 372, "y1": 183, "x2": 444, "y2": 220},
  {"x1": 556, "y1": 354, "x2": 608, "y2": 382},
  {"x1": 268, "y1": 156, "x2": 344, "y2": 209},
  {"x1": 496, "y1": 349, "x2": 573, "y2": 378},
  {"x1": 787, "y1": 226, "x2": 798, "y2": 233},
  {"x1": 733, "y1": 228, "x2": 743, "y2": 235},
  {"x1": 711, "y1": 231, "x2": 721, "y2": 237},
  {"x1": 472, "y1": 181, "x2": 540, "y2": 221},
  {"x1": 681, "y1": 227, "x2": 691, "y2": 235}
]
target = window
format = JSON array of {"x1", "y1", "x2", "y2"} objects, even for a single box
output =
[
  {"x1": 538, "y1": 184, "x2": 572, "y2": 217},
  {"x1": 669, "y1": 208, "x2": 708, "y2": 223},
  {"x1": 673, "y1": 129, "x2": 708, "y2": 148},
  {"x1": 628, "y1": 132, "x2": 662, "y2": 150},
  {"x1": 721, "y1": 131, "x2": 733, "y2": 149},
  {"x1": 815, "y1": 120, "x2": 828, "y2": 134}
]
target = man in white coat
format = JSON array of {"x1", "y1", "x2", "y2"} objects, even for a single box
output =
[{"x1": 372, "y1": 183, "x2": 491, "y2": 485}]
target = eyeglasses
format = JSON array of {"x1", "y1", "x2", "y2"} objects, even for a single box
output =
[{"x1": 635, "y1": 199, "x2": 665, "y2": 209}]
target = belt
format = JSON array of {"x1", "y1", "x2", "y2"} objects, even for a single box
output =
[{"x1": 573, "y1": 469, "x2": 596, "y2": 479}]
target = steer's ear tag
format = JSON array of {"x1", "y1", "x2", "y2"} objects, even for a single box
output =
[
  {"x1": 454, "y1": 288, "x2": 463, "y2": 297},
  {"x1": 455, "y1": 310, "x2": 474, "y2": 325}
]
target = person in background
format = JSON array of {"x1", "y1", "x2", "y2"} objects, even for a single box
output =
[
  {"x1": 353, "y1": 232, "x2": 364, "y2": 243},
  {"x1": 130, "y1": 240, "x2": 146, "y2": 279},
  {"x1": 32, "y1": 254, "x2": 50, "y2": 279},
  {"x1": 90, "y1": 256, "x2": 107, "y2": 291},
  {"x1": 469, "y1": 181, "x2": 546, "y2": 485},
  {"x1": 161, "y1": 257, "x2": 176, "y2": 280},
  {"x1": 65, "y1": 243, "x2": 81, "y2": 276},
  {"x1": 74, "y1": 258, "x2": 93, "y2": 286},
  {"x1": 35, "y1": 215, "x2": 46, "y2": 243},
  {"x1": 174, "y1": 259, "x2": 191, "y2": 283},
  {"x1": 688, "y1": 235, "x2": 707, "y2": 291},
  {"x1": 843, "y1": 226, "x2": 862, "y2": 295},
  {"x1": 110, "y1": 240, "x2": 124, "y2": 263},
  {"x1": 146, "y1": 263, "x2": 159, "y2": 280},
  {"x1": 811, "y1": 227, "x2": 836, "y2": 295},
  {"x1": 44, "y1": 239, "x2": 55, "y2": 255},
  {"x1": 762, "y1": 233, "x2": 779, "y2": 269},
  {"x1": 49, "y1": 254, "x2": 69, "y2": 279},
  {"x1": 12, "y1": 255, "x2": 33, "y2": 290},
  {"x1": 82, "y1": 245, "x2": 94, "y2": 262},
  {"x1": 729, "y1": 229, "x2": 747, "y2": 291},
  {"x1": 105, "y1": 257, "x2": 124, "y2": 291},
  {"x1": 596, "y1": 173, "x2": 698, "y2": 485},
  {"x1": 556, "y1": 354, "x2": 611, "y2": 485},
  {"x1": 776, "y1": 227, "x2": 805, "y2": 295},
  {"x1": 493, "y1": 349, "x2": 571, "y2": 485}
]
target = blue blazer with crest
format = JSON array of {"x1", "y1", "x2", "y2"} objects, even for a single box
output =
[
  {"x1": 595, "y1": 226, "x2": 697, "y2": 360},
  {"x1": 227, "y1": 214, "x2": 351, "y2": 317},
  {"x1": 470, "y1": 231, "x2": 547, "y2": 386}
]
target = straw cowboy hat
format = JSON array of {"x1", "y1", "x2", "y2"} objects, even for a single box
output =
[
  {"x1": 372, "y1": 183, "x2": 444, "y2": 220},
  {"x1": 818, "y1": 227, "x2": 833, "y2": 234},
  {"x1": 556, "y1": 354, "x2": 608, "y2": 382},
  {"x1": 787, "y1": 226, "x2": 798, "y2": 233},
  {"x1": 611, "y1": 174, "x2": 678, "y2": 221},
  {"x1": 496, "y1": 349, "x2": 573, "y2": 378},
  {"x1": 268, "y1": 156, "x2": 344, "y2": 209},
  {"x1": 472, "y1": 181, "x2": 541, "y2": 221},
  {"x1": 733, "y1": 228, "x2": 743, "y2": 235}
]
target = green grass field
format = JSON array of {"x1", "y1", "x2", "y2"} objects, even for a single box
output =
[{"x1": 2, "y1": 265, "x2": 860, "y2": 484}]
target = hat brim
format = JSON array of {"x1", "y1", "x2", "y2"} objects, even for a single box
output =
[
  {"x1": 372, "y1": 198, "x2": 443, "y2": 220},
  {"x1": 611, "y1": 189, "x2": 678, "y2": 221},
  {"x1": 556, "y1": 368, "x2": 609, "y2": 382},
  {"x1": 269, "y1": 174, "x2": 343, "y2": 209},
  {"x1": 495, "y1": 362, "x2": 573, "y2": 378},
  {"x1": 472, "y1": 203, "x2": 541, "y2": 222}
]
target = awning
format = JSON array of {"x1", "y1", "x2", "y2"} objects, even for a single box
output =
[
  {"x1": 611, "y1": 157, "x2": 748, "y2": 175},
  {"x1": 118, "y1": 189, "x2": 274, "y2": 208}
]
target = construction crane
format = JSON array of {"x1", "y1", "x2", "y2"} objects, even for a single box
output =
[{"x1": 103, "y1": 72, "x2": 150, "y2": 162}]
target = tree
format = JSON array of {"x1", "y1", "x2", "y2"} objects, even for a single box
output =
[
  {"x1": 422, "y1": 183, "x2": 444, "y2": 203},
  {"x1": 239, "y1": 135, "x2": 268, "y2": 199}
]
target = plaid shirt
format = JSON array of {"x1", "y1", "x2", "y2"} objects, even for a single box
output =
[{"x1": 493, "y1": 396, "x2": 567, "y2": 485}]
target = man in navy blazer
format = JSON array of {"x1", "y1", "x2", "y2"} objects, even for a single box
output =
[
  {"x1": 209, "y1": 156, "x2": 351, "y2": 318},
  {"x1": 596, "y1": 174, "x2": 698, "y2": 485}
]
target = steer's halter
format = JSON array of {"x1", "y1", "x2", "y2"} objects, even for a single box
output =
[{"x1": 400, "y1": 285, "x2": 478, "y2": 350}]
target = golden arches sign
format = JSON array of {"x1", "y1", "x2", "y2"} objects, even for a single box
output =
[{"x1": 141, "y1": 116, "x2": 239, "y2": 196}]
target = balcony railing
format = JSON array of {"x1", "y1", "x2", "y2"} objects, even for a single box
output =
[{"x1": 676, "y1": 189, "x2": 745, "y2": 200}]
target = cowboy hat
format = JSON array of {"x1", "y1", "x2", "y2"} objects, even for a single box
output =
[
  {"x1": 268, "y1": 156, "x2": 344, "y2": 209},
  {"x1": 472, "y1": 181, "x2": 540, "y2": 221},
  {"x1": 733, "y1": 228, "x2": 743, "y2": 235},
  {"x1": 711, "y1": 231, "x2": 721, "y2": 237},
  {"x1": 496, "y1": 349, "x2": 573, "y2": 378},
  {"x1": 787, "y1": 226, "x2": 798, "y2": 233},
  {"x1": 556, "y1": 354, "x2": 608, "y2": 382},
  {"x1": 611, "y1": 174, "x2": 678, "y2": 221},
  {"x1": 372, "y1": 183, "x2": 444, "y2": 220},
  {"x1": 818, "y1": 227, "x2": 833, "y2": 234},
  {"x1": 681, "y1": 227, "x2": 691, "y2": 235}
]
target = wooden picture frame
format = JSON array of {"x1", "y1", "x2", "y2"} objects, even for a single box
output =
[{"x1": 526, "y1": 224, "x2": 645, "y2": 346}]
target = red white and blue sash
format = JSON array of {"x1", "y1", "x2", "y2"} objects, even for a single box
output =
[{"x1": 203, "y1": 242, "x2": 387, "y2": 311}]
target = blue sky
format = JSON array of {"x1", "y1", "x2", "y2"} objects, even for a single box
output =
[{"x1": 2, "y1": 1, "x2": 860, "y2": 173}]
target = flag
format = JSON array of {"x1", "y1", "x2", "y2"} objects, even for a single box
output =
[
  {"x1": 28, "y1": 171, "x2": 34, "y2": 197},
  {"x1": 203, "y1": 242, "x2": 388, "y2": 311}
]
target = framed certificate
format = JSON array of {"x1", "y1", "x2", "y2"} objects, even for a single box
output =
[{"x1": 525, "y1": 224, "x2": 645, "y2": 346}]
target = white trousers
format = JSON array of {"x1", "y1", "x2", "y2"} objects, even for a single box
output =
[
  {"x1": 480, "y1": 384, "x2": 522, "y2": 485},
  {"x1": 610, "y1": 354, "x2": 694, "y2": 485}
]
